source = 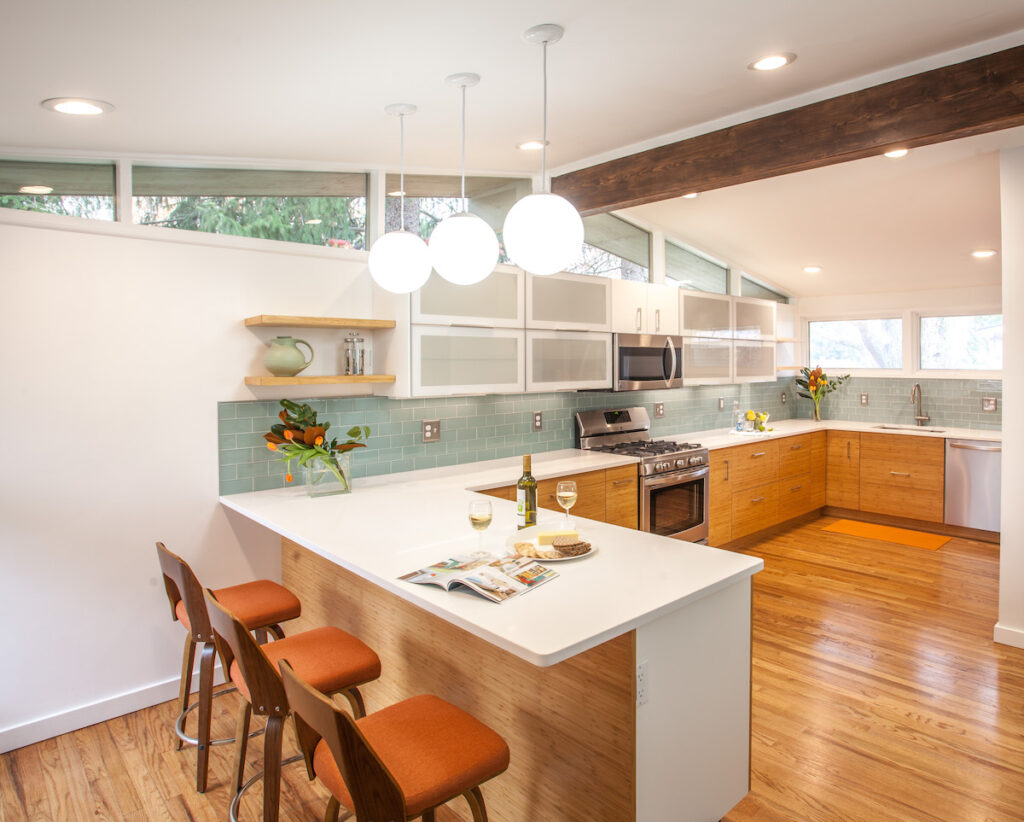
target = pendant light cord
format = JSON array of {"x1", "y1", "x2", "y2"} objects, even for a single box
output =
[
  {"x1": 399, "y1": 113, "x2": 407, "y2": 232},
  {"x1": 541, "y1": 39, "x2": 548, "y2": 191},
  {"x1": 460, "y1": 84, "x2": 467, "y2": 211}
]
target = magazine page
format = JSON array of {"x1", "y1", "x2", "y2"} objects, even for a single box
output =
[{"x1": 399, "y1": 552, "x2": 557, "y2": 603}]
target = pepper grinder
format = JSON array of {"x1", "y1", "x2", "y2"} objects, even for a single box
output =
[
  {"x1": 354, "y1": 333, "x2": 366, "y2": 375},
  {"x1": 344, "y1": 332, "x2": 358, "y2": 376}
]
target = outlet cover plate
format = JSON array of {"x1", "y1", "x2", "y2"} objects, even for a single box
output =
[
  {"x1": 982, "y1": 397, "x2": 998, "y2": 412},
  {"x1": 781, "y1": 392, "x2": 787, "y2": 405},
  {"x1": 860, "y1": 393, "x2": 869, "y2": 406},
  {"x1": 718, "y1": 397, "x2": 725, "y2": 411},
  {"x1": 422, "y1": 419, "x2": 441, "y2": 442},
  {"x1": 654, "y1": 402, "x2": 664, "y2": 418},
  {"x1": 533, "y1": 411, "x2": 543, "y2": 430}
]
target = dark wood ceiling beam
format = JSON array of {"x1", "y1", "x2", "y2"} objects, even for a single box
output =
[{"x1": 552, "y1": 44, "x2": 1024, "y2": 215}]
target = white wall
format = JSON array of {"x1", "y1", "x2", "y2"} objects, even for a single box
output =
[
  {"x1": 997, "y1": 149, "x2": 1024, "y2": 649},
  {"x1": 0, "y1": 212, "x2": 375, "y2": 751}
]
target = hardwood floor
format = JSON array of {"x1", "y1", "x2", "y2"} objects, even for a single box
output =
[
  {"x1": 724, "y1": 515, "x2": 1024, "y2": 822},
  {"x1": 3, "y1": 514, "x2": 1023, "y2": 821}
]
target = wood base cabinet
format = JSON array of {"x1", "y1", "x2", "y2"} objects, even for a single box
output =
[
  {"x1": 709, "y1": 449, "x2": 733, "y2": 545},
  {"x1": 605, "y1": 465, "x2": 640, "y2": 529},
  {"x1": 732, "y1": 481, "x2": 779, "y2": 540},
  {"x1": 859, "y1": 433, "x2": 945, "y2": 522}
]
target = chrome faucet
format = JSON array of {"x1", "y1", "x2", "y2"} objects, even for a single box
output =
[{"x1": 911, "y1": 384, "x2": 930, "y2": 426}]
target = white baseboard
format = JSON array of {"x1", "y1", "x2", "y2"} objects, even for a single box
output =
[
  {"x1": 994, "y1": 621, "x2": 1024, "y2": 649},
  {"x1": 0, "y1": 662, "x2": 224, "y2": 754}
]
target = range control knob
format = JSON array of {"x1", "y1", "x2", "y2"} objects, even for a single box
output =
[
  {"x1": 689, "y1": 455, "x2": 704, "y2": 466},
  {"x1": 676, "y1": 458, "x2": 689, "y2": 469},
  {"x1": 656, "y1": 461, "x2": 670, "y2": 472}
]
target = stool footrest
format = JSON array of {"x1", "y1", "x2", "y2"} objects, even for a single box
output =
[
  {"x1": 229, "y1": 754, "x2": 306, "y2": 822},
  {"x1": 174, "y1": 686, "x2": 266, "y2": 747}
]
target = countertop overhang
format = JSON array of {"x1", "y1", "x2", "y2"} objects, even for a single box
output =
[{"x1": 220, "y1": 449, "x2": 763, "y2": 667}]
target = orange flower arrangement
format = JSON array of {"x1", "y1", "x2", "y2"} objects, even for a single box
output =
[
  {"x1": 796, "y1": 366, "x2": 849, "y2": 421},
  {"x1": 264, "y1": 399, "x2": 368, "y2": 489}
]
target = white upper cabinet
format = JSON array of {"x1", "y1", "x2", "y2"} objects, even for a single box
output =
[
  {"x1": 732, "y1": 296, "x2": 777, "y2": 340},
  {"x1": 682, "y1": 338, "x2": 733, "y2": 385},
  {"x1": 526, "y1": 272, "x2": 612, "y2": 331},
  {"x1": 680, "y1": 292, "x2": 732, "y2": 338},
  {"x1": 412, "y1": 268, "x2": 524, "y2": 328},
  {"x1": 411, "y1": 326, "x2": 524, "y2": 397},
  {"x1": 612, "y1": 280, "x2": 680, "y2": 334},
  {"x1": 525, "y1": 330, "x2": 612, "y2": 392},
  {"x1": 733, "y1": 340, "x2": 777, "y2": 383}
]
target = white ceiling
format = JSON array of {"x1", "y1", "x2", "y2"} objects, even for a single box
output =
[
  {"x1": 625, "y1": 127, "x2": 1024, "y2": 299},
  {"x1": 2, "y1": 0, "x2": 1024, "y2": 175}
]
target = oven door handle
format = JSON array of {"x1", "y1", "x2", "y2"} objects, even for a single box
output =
[
  {"x1": 644, "y1": 466, "x2": 709, "y2": 489},
  {"x1": 662, "y1": 337, "x2": 678, "y2": 386}
]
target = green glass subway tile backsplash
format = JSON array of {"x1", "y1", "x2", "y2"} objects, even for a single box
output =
[
  {"x1": 218, "y1": 379, "x2": 795, "y2": 494},
  {"x1": 217, "y1": 376, "x2": 1001, "y2": 494}
]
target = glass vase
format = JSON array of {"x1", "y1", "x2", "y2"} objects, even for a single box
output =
[
  {"x1": 304, "y1": 451, "x2": 352, "y2": 497},
  {"x1": 813, "y1": 401, "x2": 822, "y2": 421}
]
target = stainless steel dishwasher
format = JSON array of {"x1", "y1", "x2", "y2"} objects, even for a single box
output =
[{"x1": 944, "y1": 439, "x2": 1001, "y2": 532}]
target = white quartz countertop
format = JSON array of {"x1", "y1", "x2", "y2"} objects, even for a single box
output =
[
  {"x1": 220, "y1": 449, "x2": 762, "y2": 668},
  {"x1": 668, "y1": 418, "x2": 1001, "y2": 450}
]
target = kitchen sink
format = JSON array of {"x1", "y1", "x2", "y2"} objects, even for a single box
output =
[{"x1": 873, "y1": 424, "x2": 946, "y2": 433}]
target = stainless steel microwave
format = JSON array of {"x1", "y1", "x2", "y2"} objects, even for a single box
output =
[{"x1": 612, "y1": 333, "x2": 683, "y2": 391}]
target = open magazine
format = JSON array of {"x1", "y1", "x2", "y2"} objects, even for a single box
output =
[{"x1": 398, "y1": 552, "x2": 558, "y2": 603}]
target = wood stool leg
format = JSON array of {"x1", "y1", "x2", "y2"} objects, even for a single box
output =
[
  {"x1": 175, "y1": 635, "x2": 196, "y2": 751},
  {"x1": 232, "y1": 700, "x2": 252, "y2": 795},
  {"x1": 421, "y1": 810, "x2": 436, "y2": 822},
  {"x1": 336, "y1": 687, "x2": 366, "y2": 719},
  {"x1": 195, "y1": 641, "x2": 216, "y2": 792},
  {"x1": 254, "y1": 627, "x2": 269, "y2": 645},
  {"x1": 263, "y1": 715, "x2": 285, "y2": 822},
  {"x1": 464, "y1": 787, "x2": 488, "y2": 822},
  {"x1": 324, "y1": 796, "x2": 341, "y2": 822}
]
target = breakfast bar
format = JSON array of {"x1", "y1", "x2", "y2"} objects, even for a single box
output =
[{"x1": 220, "y1": 452, "x2": 763, "y2": 822}]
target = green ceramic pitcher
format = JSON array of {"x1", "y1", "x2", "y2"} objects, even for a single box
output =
[{"x1": 263, "y1": 336, "x2": 314, "y2": 377}]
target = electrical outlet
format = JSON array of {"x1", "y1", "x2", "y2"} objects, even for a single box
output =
[
  {"x1": 860, "y1": 393, "x2": 870, "y2": 406},
  {"x1": 983, "y1": 397, "x2": 998, "y2": 412},
  {"x1": 781, "y1": 392, "x2": 787, "y2": 405},
  {"x1": 718, "y1": 397, "x2": 725, "y2": 411},
  {"x1": 636, "y1": 658, "x2": 649, "y2": 707},
  {"x1": 422, "y1": 419, "x2": 441, "y2": 442},
  {"x1": 533, "y1": 411, "x2": 543, "y2": 431},
  {"x1": 654, "y1": 402, "x2": 664, "y2": 418}
]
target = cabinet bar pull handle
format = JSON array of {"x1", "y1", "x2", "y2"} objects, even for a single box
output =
[
  {"x1": 655, "y1": 308, "x2": 661, "y2": 332},
  {"x1": 724, "y1": 459, "x2": 730, "y2": 481},
  {"x1": 636, "y1": 307, "x2": 642, "y2": 331},
  {"x1": 752, "y1": 452, "x2": 766, "y2": 457},
  {"x1": 791, "y1": 484, "x2": 803, "y2": 491},
  {"x1": 847, "y1": 442, "x2": 851, "y2": 458},
  {"x1": 790, "y1": 443, "x2": 803, "y2": 450},
  {"x1": 890, "y1": 471, "x2": 910, "y2": 477},
  {"x1": 612, "y1": 478, "x2": 634, "y2": 486},
  {"x1": 750, "y1": 496, "x2": 766, "y2": 503},
  {"x1": 949, "y1": 442, "x2": 1001, "y2": 452}
]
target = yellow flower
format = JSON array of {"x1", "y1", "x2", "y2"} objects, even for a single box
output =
[
  {"x1": 757, "y1": 413, "x2": 768, "y2": 422},
  {"x1": 745, "y1": 410, "x2": 756, "y2": 421}
]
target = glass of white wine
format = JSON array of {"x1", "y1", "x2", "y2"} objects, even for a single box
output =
[
  {"x1": 556, "y1": 480, "x2": 578, "y2": 528},
  {"x1": 468, "y1": 499, "x2": 493, "y2": 551}
]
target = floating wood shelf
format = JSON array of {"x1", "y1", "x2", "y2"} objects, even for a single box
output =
[
  {"x1": 244, "y1": 315, "x2": 397, "y2": 330},
  {"x1": 775, "y1": 337, "x2": 801, "y2": 344},
  {"x1": 245, "y1": 375, "x2": 396, "y2": 386}
]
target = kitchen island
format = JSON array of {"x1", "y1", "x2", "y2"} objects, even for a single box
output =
[{"x1": 221, "y1": 451, "x2": 763, "y2": 822}]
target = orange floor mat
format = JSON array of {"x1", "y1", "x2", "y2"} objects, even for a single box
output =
[{"x1": 822, "y1": 519, "x2": 950, "y2": 550}]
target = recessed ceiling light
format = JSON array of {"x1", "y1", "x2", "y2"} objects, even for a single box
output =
[
  {"x1": 304, "y1": 218, "x2": 322, "y2": 225},
  {"x1": 971, "y1": 249, "x2": 997, "y2": 258},
  {"x1": 884, "y1": 148, "x2": 909, "y2": 158},
  {"x1": 748, "y1": 53, "x2": 796, "y2": 71},
  {"x1": 19, "y1": 185, "x2": 53, "y2": 194},
  {"x1": 682, "y1": 192, "x2": 698, "y2": 199},
  {"x1": 803, "y1": 265, "x2": 822, "y2": 274},
  {"x1": 41, "y1": 97, "x2": 114, "y2": 116},
  {"x1": 517, "y1": 140, "x2": 548, "y2": 151},
  {"x1": 387, "y1": 190, "x2": 405, "y2": 197}
]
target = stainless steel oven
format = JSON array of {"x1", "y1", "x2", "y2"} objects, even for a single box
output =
[
  {"x1": 612, "y1": 333, "x2": 682, "y2": 391},
  {"x1": 641, "y1": 464, "x2": 709, "y2": 543}
]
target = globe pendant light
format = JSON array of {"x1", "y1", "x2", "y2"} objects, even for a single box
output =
[
  {"x1": 429, "y1": 73, "x2": 499, "y2": 286},
  {"x1": 368, "y1": 104, "x2": 432, "y2": 294},
  {"x1": 502, "y1": 23, "x2": 584, "y2": 276}
]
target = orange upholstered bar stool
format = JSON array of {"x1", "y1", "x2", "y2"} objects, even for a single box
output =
[
  {"x1": 279, "y1": 659, "x2": 510, "y2": 822},
  {"x1": 205, "y1": 590, "x2": 382, "y2": 822},
  {"x1": 155, "y1": 542, "x2": 301, "y2": 792}
]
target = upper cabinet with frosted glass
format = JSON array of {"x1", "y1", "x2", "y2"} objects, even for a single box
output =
[
  {"x1": 525, "y1": 272, "x2": 612, "y2": 331},
  {"x1": 412, "y1": 268, "x2": 524, "y2": 328},
  {"x1": 680, "y1": 292, "x2": 733, "y2": 338},
  {"x1": 732, "y1": 296, "x2": 777, "y2": 340}
]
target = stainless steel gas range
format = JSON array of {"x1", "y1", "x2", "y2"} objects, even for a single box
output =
[{"x1": 576, "y1": 407, "x2": 709, "y2": 543}]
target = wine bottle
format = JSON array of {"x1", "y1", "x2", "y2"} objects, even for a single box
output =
[{"x1": 516, "y1": 454, "x2": 537, "y2": 530}]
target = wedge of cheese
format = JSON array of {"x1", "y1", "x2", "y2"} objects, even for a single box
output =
[{"x1": 537, "y1": 529, "x2": 579, "y2": 545}]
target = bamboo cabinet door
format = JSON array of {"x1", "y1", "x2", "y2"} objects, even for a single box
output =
[
  {"x1": 826, "y1": 431, "x2": 861, "y2": 509},
  {"x1": 709, "y1": 448, "x2": 734, "y2": 545},
  {"x1": 810, "y1": 431, "x2": 827, "y2": 509},
  {"x1": 859, "y1": 433, "x2": 945, "y2": 522},
  {"x1": 604, "y1": 465, "x2": 639, "y2": 529}
]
